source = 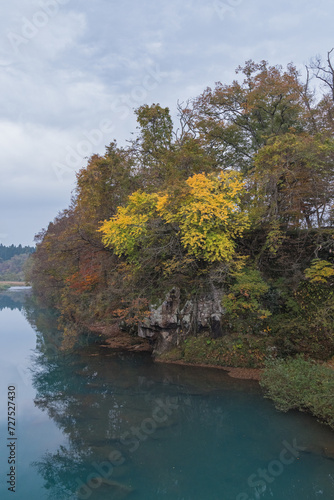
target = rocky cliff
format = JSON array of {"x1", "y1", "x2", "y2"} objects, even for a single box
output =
[{"x1": 138, "y1": 287, "x2": 224, "y2": 355}]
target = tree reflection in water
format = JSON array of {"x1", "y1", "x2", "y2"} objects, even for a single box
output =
[
  {"x1": 0, "y1": 289, "x2": 31, "y2": 311},
  {"x1": 26, "y1": 300, "x2": 245, "y2": 499}
]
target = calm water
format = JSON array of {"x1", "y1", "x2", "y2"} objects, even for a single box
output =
[{"x1": 0, "y1": 290, "x2": 334, "y2": 500}]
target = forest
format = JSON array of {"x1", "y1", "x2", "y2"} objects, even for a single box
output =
[
  {"x1": 27, "y1": 52, "x2": 334, "y2": 373},
  {"x1": 0, "y1": 243, "x2": 35, "y2": 281},
  {"x1": 0, "y1": 243, "x2": 35, "y2": 262}
]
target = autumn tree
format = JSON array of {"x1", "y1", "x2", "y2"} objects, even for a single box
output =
[
  {"x1": 306, "y1": 49, "x2": 334, "y2": 136},
  {"x1": 28, "y1": 54, "x2": 334, "y2": 357},
  {"x1": 184, "y1": 60, "x2": 307, "y2": 173},
  {"x1": 74, "y1": 142, "x2": 139, "y2": 242},
  {"x1": 130, "y1": 104, "x2": 174, "y2": 188},
  {"x1": 99, "y1": 171, "x2": 249, "y2": 299},
  {"x1": 252, "y1": 132, "x2": 334, "y2": 231}
]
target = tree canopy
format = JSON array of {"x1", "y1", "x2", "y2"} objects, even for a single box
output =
[{"x1": 27, "y1": 52, "x2": 334, "y2": 358}]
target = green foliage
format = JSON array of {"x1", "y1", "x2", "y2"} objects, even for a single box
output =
[
  {"x1": 260, "y1": 356, "x2": 334, "y2": 429},
  {"x1": 188, "y1": 60, "x2": 306, "y2": 173},
  {"x1": 261, "y1": 222, "x2": 286, "y2": 255},
  {"x1": 270, "y1": 315, "x2": 334, "y2": 360},
  {"x1": 135, "y1": 103, "x2": 173, "y2": 155},
  {"x1": 222, "y1": 267, "x2": 271, "y2": 334},
  {"x1": 266, "y1": 266, "x2": 334, "y2": 360},
  {"x1": 252, "y1": 133, "x2": 334, "y2": 230},
  {"x1": 161, "y1": 333, "x2": 273, "y2": 368}
]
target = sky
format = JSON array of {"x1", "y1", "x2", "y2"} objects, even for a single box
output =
[{"x1": 0, "y1": 0, "x2": 333, "y2": 246}]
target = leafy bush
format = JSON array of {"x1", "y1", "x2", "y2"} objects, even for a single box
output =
[
  {"x1": 222, "y1": 267, "x2": 271, "y2": 335},
  {"x1": 268, "y1": 271, "x2": 334, "y2": 360},
  {"x1": 260, "y1": 356, "x2": 334, "y2": 429}
]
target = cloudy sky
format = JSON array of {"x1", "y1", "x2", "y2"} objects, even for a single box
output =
[{"x1": 0, "y1": 0, "x2": 333, "y2": 246}]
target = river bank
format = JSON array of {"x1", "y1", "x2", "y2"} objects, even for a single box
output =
[
  {"x1": 89, "y1": 320, "x2": 334, "y2": 406},
  {"x1": 0, "y1": 281, "x2": 27, "y2": 286},
  {"x1": 89, "y1": 322, "x2": 263, "y2": 380}
]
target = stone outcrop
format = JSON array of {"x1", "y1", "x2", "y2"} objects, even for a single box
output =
[{"x1": 138, "y1": 287, "x2": 224, "y2": 355}]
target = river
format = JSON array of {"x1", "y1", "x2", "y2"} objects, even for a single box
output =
[{"x1": 0, "y1": 288, "x2": 334, "y2": 499}]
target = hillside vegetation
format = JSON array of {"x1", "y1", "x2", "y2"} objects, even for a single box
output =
[
  {"x1": 0, "y1": 244, "x2": 34, "y2": 281},
  {"x1": 27, "y1": 54, "x2": 334, "y2": 365}
]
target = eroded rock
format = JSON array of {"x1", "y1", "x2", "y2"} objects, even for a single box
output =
[{"x1": 138, "y1": 287, "x2": 225, "y2": 355}]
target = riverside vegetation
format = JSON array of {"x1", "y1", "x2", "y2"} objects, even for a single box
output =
[{"x1": 27, "y1": 53, "x2": 334, "y2": 428}]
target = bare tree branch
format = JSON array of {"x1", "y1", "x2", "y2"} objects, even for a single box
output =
[{"x1": 308, "y1": 48, "x2": 334, "y2": 102}]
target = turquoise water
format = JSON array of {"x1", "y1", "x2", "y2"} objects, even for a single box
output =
[{"x1": 0, "y1": 291, "x2": 334, "y2": 499}]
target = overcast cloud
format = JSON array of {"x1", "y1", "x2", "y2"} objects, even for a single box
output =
[{"x1": 0, "y1": 0, "x2": 333, "y2": 245}]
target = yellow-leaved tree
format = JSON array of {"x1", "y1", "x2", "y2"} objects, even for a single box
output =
[
  {"x1": 98, "y1": 190, "x2": 158, "y2": 259},
  {"x1": 99, "y1": 171, "x2": 249, "y2": 264}
]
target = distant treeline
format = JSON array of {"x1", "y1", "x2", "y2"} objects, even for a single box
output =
[{"x1": 0, "y1": 244, "x2": 35, "y2": 262}]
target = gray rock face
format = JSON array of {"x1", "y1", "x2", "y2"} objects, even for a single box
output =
[{"x1": 138, "y1": 287, "x2": 224, "y2": 355}]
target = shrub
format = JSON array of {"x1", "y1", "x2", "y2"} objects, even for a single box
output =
[
  {"x1": 222, "y1": 267, "x2": 271, "y2": 335},
  {"x1": 270, "y1": 314, "x2": 334, "y2": 360},
  {"x1": 162, "y1": 333, "x2": 274, "y2": 368},
  {"x1": 260, "y1": 356, "x2": 334, "y2": 429}
]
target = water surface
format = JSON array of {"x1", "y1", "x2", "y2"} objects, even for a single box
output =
[{"x1": 0, "y1": 291, "x2": 333, "y2": 499}]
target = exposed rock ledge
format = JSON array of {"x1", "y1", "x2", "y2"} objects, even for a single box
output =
[
  {"x1": 138, "y1": 287, "x2": 224, "y2": 355},
  {"x1": 89, "y1": 288, "x2": 264, "y2": 380},
  {"x1": 89, "y1": 323, "x2": 262, "y2": 380}
]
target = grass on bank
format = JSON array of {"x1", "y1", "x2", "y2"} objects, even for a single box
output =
[
  {"x1": 0, "y1": 281, "x2": 28, "y2": 291},
  {"x1": 0, "y1": 283, "x2": 11, "y2": 291},
  {"x1": 260, "y1": 356, "x2": 334, "y2": 429},
  {"x1": 157, "y1": 333, "x2": 274, "y2": 368}
]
